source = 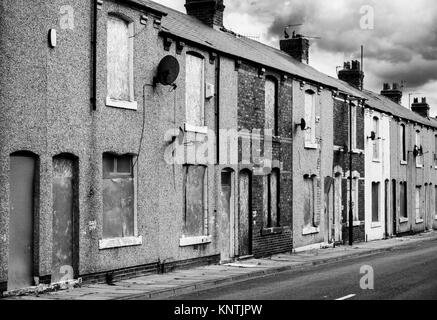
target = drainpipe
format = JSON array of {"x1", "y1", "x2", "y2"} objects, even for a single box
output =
[
  {"x1": 91, "y1": 0, "x2": 99, "y2": 111},
  {"x1": 215, "y1": 55, "x2": 221, "y2": 164},
  {"x1": 349, "y1": 99, "x2": 354, "y2": 246}
]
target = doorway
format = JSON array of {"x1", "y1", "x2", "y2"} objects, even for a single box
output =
[
  {"x1": 220, "y1": 169, "x2": 234, "y2": 260},
  {"x1": 238, "y1": 170, "x2": 252, "y2": 257},
  {"x1": 8, "y1": 153, "x2": 37, "y2": 291},
  {"x1": 392, "y1": 180, "x2": 397, "y2": 236},
  {"x1": 52, "y1": 156, "x2": 78, "y2": 283}
]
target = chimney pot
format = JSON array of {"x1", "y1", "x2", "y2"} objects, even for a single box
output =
[
  {"x1": 411, "y1": 96, "x2": 430, "y2": 118},
  {"x1": 279, "y1": 36, "x2": 310, "y2": 64},
  {"x1": 338, "y1": 60, "x2": 364, "y2": 90},
  {"x1": 381, "y1": 81, "x2": 403, "y2": 104},
  {"x1": 185, "y1": 0, "x2": 225, "y2": 28}
]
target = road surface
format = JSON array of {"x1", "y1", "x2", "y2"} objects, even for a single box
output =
[{"x1": 172, "y1": 238, "x2": 437, "y2": 300}]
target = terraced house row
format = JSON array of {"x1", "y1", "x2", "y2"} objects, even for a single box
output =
[{"x1": 0, "y1": 0, "x2": 436, "y2": 293}]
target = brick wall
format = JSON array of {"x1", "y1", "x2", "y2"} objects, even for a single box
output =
[
  {"x1": 237, "y1": 62, "x2": 293, "y2": 257},
  {"x1": 333, "y1": 98, "x2": 366, "y2": 243}
]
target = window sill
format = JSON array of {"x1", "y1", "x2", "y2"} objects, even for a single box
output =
[
  {"x1": 416, "y1": 165, "x2": 423, "y2": 169},
  {"x1": 99, "y1": 236, "x2": 142, "y2": 250},
  {"x1": 372, "y1": 159, "x2": 381, "y2": 163},
  {"x1": 302, "y1": 226, "x2": 320, "y2": 235},
  {"x1": 106, "y1": 97, "x2": 138, "y2": 110},
  {"x1": 399, "y1": 217, "x2": 409, "y2": 224},
  {"x1": 415, "y1": 218, "x2": 424, "y2": 224},
  {"x1": 184, "y1": 123, "x2": 208, "y2": 134},
  {"x1": 400, "y1": 161, "x2": 408, "y2": 166},
  {"x1": 371, "y1": 222, "x2": 381, "y2": 229},
  {"x1": 351, "y1": 149, "x2": 364, "y2": 154},
  {"x1": 304, "y1": 143, "x2": 320, "y2": 150},
  {"x1": 261, "y1": 227, "x2": 284, "y2": 236},
  {"x1": 179, "y1": 235, "x2": 212, "y2": 247}
]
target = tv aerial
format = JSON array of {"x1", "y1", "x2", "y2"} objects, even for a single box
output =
[{"x1": 284, "y1": 24, "x2": 303, "y2": 39}]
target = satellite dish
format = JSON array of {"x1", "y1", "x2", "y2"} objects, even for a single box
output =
[
  {"x1": 154, "y1": 55, "x2": 180, "y2": 86},
  {"x1": 296, "y1": 118, "x2": 307, "y2": 130},
  {"x1": 368, "y1": 131, "x2": 376, "y2": 141}
]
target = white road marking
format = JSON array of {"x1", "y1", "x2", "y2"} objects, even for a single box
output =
[{"x1": 335, "y1": 294, "x2": 356, "y2": 300}]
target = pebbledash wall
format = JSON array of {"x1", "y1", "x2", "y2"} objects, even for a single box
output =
[
  {"x1": 390, "y1": 119, "x2": 437, "y2": 236},
  {"x1": 364, "y1": 109, "x2": 391, "y2": 241},
  {"x1": 291, "y1": 82, "x2": 334, "y2": 250},
  {"x1": 0, "y1": 0, "x2": 245, "y2": 291}
]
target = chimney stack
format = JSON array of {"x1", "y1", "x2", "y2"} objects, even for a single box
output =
[
  {"x1": 380, "y1": 82, "x2": 403, "y2": 105},
  {"x1": 279, "y1": 33, "x2": 310, "y2": 64},
  {"x1": 185, "y1": 0, "x2": 225, "y2": 29},
  {"x1": 411, "y1": 97, "x2": 430, "y2": 118},
  {"x1": 337, "y1": 60, "x2": 364, "y2": 90}
]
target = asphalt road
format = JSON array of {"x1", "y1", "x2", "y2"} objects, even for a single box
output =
[{"x1": 172, "y1": 239, "x2": 437, "y2": 300}]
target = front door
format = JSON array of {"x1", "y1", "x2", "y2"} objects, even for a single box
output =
[
  {"x1": 333, "y1": 175, "x2": 343, "y2": 243},
  {"x1": 238, "y1": 171, "x2": 251, "y2": 256},
  {"x1": 8, "y1": 155, "x2": 36, "y2": 291},
  {"x1": 392, "y1": 180, "x2": 397, "y2": 236},
  {"x1": 52, "y1": 157, "x2": 76, "y2": 283}
]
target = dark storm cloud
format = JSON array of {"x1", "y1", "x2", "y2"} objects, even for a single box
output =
[{"x1": 257, "y1": 0, "x2": 437, "y2": 89}]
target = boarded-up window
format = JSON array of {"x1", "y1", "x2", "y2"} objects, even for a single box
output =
[
  {"x1": 400, "y1": 182, "x2": 407, "y2": 218},
  {"x1": 400, "y1": 125, "x2": 406, "y2": 162},
  {"x1": 263, "y1": 170, "x2": 280, "y2": 228},
  {"x1": 373, "y1": 117, "x2": 379, "y2": 160},
  {"x1": 347, "y1": 177, "x2": 359, "y2": 222},
  {"x1": 305, "y1": 91, "x2": 316, "y2": 145},
  {"x1": 265, "y1": 78, "x2": 277, "y2": 135},
  {"x1": 186, "y1": 54, "x2": 204, "y2": 127},
  {"x1": 416, "y1": 131, "x2": 422, "y2": 167},
  {"x1": 435, "y1": 186, "x2": 437, "y2": 217},
  {"x1": 435, "y1": 136, "x2": 437, "y2": 166},
  {"x1": 303, "y1": 175, "x2": 317, "y2": 227},
  {"x1": 107, "y1": 16, "x2": 133, "y2": 101},
  {"x1": 350, "y1": 105, "x2": 357, "y2": 150},
  {"x1": 372, "y1": 182, "x2": 380, "y2": 222},
  {"x1": 415, "y1": 186, "x2": 421, "y2": 220},
  {"x1": 184, "y1": 165, "x2": 207, "y2": 237},
  {"x1": 102, "y1": 154, "x2": 135, "y2": 239}
]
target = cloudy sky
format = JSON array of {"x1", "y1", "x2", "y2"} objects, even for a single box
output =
[{"x1": 157, "y1": 0, "x2": 437, "y2": 115}]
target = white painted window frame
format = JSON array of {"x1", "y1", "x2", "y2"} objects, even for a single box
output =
[
  {"x1": 400, "y1": 124, "x2": 407, "y2": 165},
  {"x1": 106, "y1": 15, "x2": 137, "y2": 110}
]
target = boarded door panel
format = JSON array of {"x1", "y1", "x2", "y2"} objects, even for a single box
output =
[
  {"x1": 238, "y1": 172, "x2": 250, "y2": 256},
  {"x1": 8, "y1": 155, "x2": 35, "y2": 290},
  {"x1": 52, "y1": 158, "x2": 75, "y2": 283},
  {"x1": 220, "y1": 171, "x2": 232, "y2": 259}
]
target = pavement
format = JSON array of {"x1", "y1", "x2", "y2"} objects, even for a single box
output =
[
  {"x1": 174, "y1": 235, "x2": 437, "y2": 300},
  {"x1": 4, "y1": 231, "x2": 437, "y2": 300}
]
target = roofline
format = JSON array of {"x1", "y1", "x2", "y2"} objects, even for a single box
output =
[
  {"x1": 112, "y1": 0, "x2": 168, "y2": 17},
  {"x1": 159, "y1": 30, "x2": 339, "y2": 92}
]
